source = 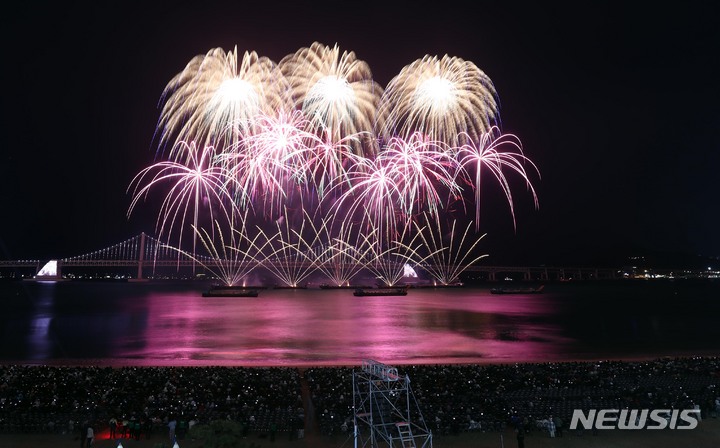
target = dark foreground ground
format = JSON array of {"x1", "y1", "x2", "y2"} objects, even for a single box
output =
[{"x1": 2, "y1": 417, "x2": 719, "y2": 448}]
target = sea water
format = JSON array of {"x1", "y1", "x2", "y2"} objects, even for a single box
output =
[{"x1": 0, "y1": 279, "x2": 718, "y2": 366}]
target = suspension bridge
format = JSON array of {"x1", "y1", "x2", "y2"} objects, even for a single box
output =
[
  {"x1": 0, "y1": 233, "x2": 211, "y2": 280},
  {"x1": 0, "y1": 232, "x2": 623, "y2": 281}
]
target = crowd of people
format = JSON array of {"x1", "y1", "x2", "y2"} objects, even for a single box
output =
[
  {"x1": 0, "y1": 365, "x2": 302, "y2": 440},
  {"x1": 305, "y1": 357, "x2": 720, "y2": 436},
  {"x1": 0, "y1": 357, "x2": 718, "y2": 441}
]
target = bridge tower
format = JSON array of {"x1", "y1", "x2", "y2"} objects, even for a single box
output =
[
  {"x1": 352, "y1": 360, "x2": 432, "y2": 448},
  {"x1": 136, "y1": 232, "x2": 146, "y2": 280}
]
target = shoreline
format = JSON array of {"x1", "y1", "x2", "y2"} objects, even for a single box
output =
[{"x1": 2, "y1": 350, "x2": 719, "y2": 368}]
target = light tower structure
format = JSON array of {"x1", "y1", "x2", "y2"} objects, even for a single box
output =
[{"x1": 352, "y1": 359, "x2": 432, "y2": 448}]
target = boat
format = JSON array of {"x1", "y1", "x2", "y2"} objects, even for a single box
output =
[
  {"x1": 202, "y1": 289, "x2": 259, "y2": 297},
  {"x1": 202, "y1": 285, "x2": 260, "y2": 297},
  {"x1": 490, "y1": 285, "x2": 544, "y2": 295},
  {"x1": 353, "y1": 286, "x2": 409, "y2": 297}
]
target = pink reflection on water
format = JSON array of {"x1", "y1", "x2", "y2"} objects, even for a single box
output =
[{"x1": 116, "y1": 286, "x2": 573, "y2": 367}]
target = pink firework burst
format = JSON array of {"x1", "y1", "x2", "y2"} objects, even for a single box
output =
[
  {"x1": 127, "y1": 141, "x2": 236, "y2": 255},
  {"x1": 377, "y1": 132, "x2": 460, "y2": 223},
  {"x1": 333, "y1": 157, "x2": 404, "y2": 245},
  {"x1": 219, "y1": 110, "x2": 313, "y2": 217},
  {"x1": 455, "y1": 126, "x2": 540, "y2": 230},
  {"x1": 294, "y1": 128, "x2": 368, "y2": 201}
]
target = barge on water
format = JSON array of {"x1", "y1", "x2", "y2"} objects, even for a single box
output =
[
  {"x1": 353, "y1": 286, "x2": 409, "y2": 297},
  {"x1": 202, "y1": 285, "x2": 261, "y2": 297},
  {"x1": 490, "y1": 285, "x2": 545, "y2": 295}
]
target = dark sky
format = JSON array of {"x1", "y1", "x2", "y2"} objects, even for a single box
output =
[{"x1": 2, "y1": 1, "x2": 719, "y2": 266}]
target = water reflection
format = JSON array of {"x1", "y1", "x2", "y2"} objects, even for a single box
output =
[
  {"x1": 126, "y1": 286, "x2": 574, "y2": 366},
  {"x1": 1, "y1": 281, "x2": 719, "y2": 366},
  {"x1": 27, "y1": 281, "x2": 56, "y2": 360}
]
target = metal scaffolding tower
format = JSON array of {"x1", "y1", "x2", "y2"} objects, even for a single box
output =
[{"x1": 353, "y1": 360, "x2": 432, "y2": 448}]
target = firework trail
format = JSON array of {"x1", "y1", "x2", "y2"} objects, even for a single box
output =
[
  {"x1": 411, "y1": 213, "x2": 489, "y2": 285},
  {"x1": 127, "y1": 141, "x2": 235, "y2": 256},
  {"x1": 376, "y1": 54, "x2": 499, "y2": 149},
  {"x1": 331, "y1": 133, "x2": 460, "y2": 244},
  {"x1": 377, "y1": 132, "x2": 460, "y2": 222},
  {"x1": 217, "y1": 110, "x2": 314, "y2": 217},
  {"x1": 157, "y1": 47, "x2": 291, "y2": 156},
  {"x1": 303, "y1": 213, "x2": 375, "y2": 286},
  {"x1": 331, "y1": 157, "x2": 404, "y2": 246},
  {"x1": 355, "y1": 220, "x2": 432, "y2": 287},
  {"x1": 294, "y1": 129, "x2": 367, "y2": 202},
  {"x1": 279, "y1": 42, "x2": 382, "y2": 157},
  {"x1": 455, "y1": 127, "x2": 540, "y2": 230},
  {"x1": 168, "y1": 219, "x2": 265, "y2": 287},
  {"x1": 258, "y1": 209, "x2": 318, "y2": 287}
]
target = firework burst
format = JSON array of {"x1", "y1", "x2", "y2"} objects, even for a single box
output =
[
  {"x1": 455, "y1": 127, "x2": 540, "y2": 229},
  {"x1": 279, "y1": 42, "x2": 382, "y2": 157},
  {"x1": 332, "y1": 158, "x2": 404, "y2": 245},
  {"x1": 258, "y1": 210, "x2": 318, "y2": 287},
  {"x1": 129, "y1": 43, "x2": 541, "y2": 285},
  {"x1": 157, "y1": 47, "x2": 291, "y2": 156},
  {"x1": 295, "y1": 129, "x2": 367, "y2": 202},
  {"x1": 303, "y1": 213, "x2": 375, "y2": 286},
  {"x1": 127, "y1": 141, "x2": 235, "y2": 255},
  {"x1": 217, "y1": 110, "x2": 315, "y2": 217},
  {"x1": 356, "y1": 221, "x2": 431, "y2": 287},
  {"x1": 169, "y1": 219, "x2": 265, "y2": 287},
  {"x1": 377, "y1": 132, "x2": 460, "y2": 222},
  {"x1": 411, "y1": 213, "x2": 488, "y2": 285},
  {"x1": 377, "y1": 54, "x2": 499, "y2": 148}
]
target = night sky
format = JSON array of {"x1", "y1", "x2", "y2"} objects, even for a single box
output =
[{"x1": 2, "y1": 1, "x2": 719, "y2": 267}]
